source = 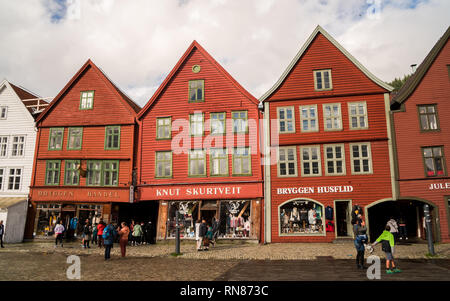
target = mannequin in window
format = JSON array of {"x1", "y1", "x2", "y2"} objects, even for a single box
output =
[
  {"x1": 290, "y1": 207, "x2": 300, "y2": 232},
  {"x1": 281, "y1": 209, "x2": 289, "y2": 233},
  {"x1": 300, "y1": 207, "x2": 308, "y2": 231},
  {"x1": 308, "y1": 207, "x2": 316, "y2": 231}
]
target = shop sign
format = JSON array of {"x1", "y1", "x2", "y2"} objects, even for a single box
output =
[
  {"x1": 36, "y1": 190, "x2": 121, "y2": 200},
  {"x1": 155, "y1": 186, "x2": 242, "y2": 197},
  {"x1": 276, "y1": 185, "x2": 354, "y2": 195},
  {"x1": 428, "y1": 183, "x2": 450, "y2": 190},
  {"x1": 38, "y1": 191, "x2": 74, "y2": 198}
]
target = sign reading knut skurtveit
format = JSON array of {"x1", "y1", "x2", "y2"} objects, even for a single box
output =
[{"x1": 276, "y1": 185, "x2": 354, "y2": 195}]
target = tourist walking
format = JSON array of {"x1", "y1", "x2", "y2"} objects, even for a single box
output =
[
  {"x1": 371, "y1": 225, "x2": 402, "y2": 274},
  {"x1": 0, "y1": 220, "x2": 5, "y2": 248},
  {"x1": 387, "y1": 217, "x2": 399, "y2": 242},
  {"x1": 199, "y1": 219, "x2": 208, "y2": 251},
  {"x1": 204, "y1": 224, "x2": 214, "y2": 249},
  {"x1": 398, "y1": 216, "x2": 408, "y2": 241},
  {"x1": 132, "y1": 221, "x2": 143, "y2": 246},
  {"x1": 54, "y1": 220, "x2": 65, "y2": 248},
  {"x1": 103, "y1": 222, "x2": 117, "y2": 260},
  {"x1": 118, "y1": 222, "x2": 130, "y2": 258},
  {"x1": 82, "y1": 219, "x2": 92, "y2": 249},
  {"x1": 354, "y1": 220, "x2": 368, "y2": 269},
  {"x1": 195, "y1": 219, "x2": 202, "y2": 251},
  {"x1": 91, "y1": 223, "x2": 98, "y2": 245},
  {"x1": 144, "y1": 221, "x2": 154, "y2": 244},
  {"x1": 97, "y1": 221, "x2": 106, "y2": 248},
  {"x1": 129, "y1": 220, "x2": 135, "y2": 246}
]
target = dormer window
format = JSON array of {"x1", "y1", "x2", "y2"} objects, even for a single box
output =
[
  {"x1": 80, "y1": 91, "x2": 94, "y2": 110},
  {"x1": 189, "y1": 80, "x2": 204, "y2": 102},
  {"x1": 314, "y1": 69, "x2": 332, "y2": 91}
]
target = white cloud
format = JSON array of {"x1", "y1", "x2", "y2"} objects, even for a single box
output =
[{"x1": 0, "y1": 0, "x2": 448, "y2": 107}]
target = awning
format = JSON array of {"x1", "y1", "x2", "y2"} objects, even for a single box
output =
[{"x1": 0, "y1": 197, "x2": 27, "y2": 209}]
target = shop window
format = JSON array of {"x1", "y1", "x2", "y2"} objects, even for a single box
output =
[
  {"x1": 210, "y1": 148, "x2": 228, "y2": 176},
  {"x1": 67, "y1": 127, "x2": 83, "y2": 150},
  {"x1": 48, "y1": 128, "x2": 64, "y2": 150},
  {"x1": 300, "y1": 105, "x2": 318, "y2": 132},
  {"x1": 87, "y1": 160, "x2": 102, "y2": 186},
  {"x1": 210, "y1": 112, "x2": 226, "y2": 135},
  {"x1": 422, "y1": 146, "x2": 446, "y2": 177},
  {"x1": 11, "y1": 136, "x2": 25, "y2": 157},
  {"x1": 103, "y1": 160, "x2": 119, "y2": 186},
  {"x1": 155, "y1": 151, "x2": 172, "y2": 178},
  {"x1": 323, "y1": 103, "x2": 342, "y2": 131},
  {"x1": 189, "y1": 80, "x2": 204, "y2": 102},
  {"x1": 156, "y1": 117, "x2": 172, "y2": 139},
  {"x1": 189, "y1": 149, "x2": 206, "y2": 177},
  {"x1": 45, "y1": 161, "x2": 61, "y2": 186},
  {"x1": 35, "y1": 206, "x2": 61, "y2": 236},
  {"x1": 8, "y1": 168, "x2": 22, "y2": 190},
  {"x1": 190, "y1": 113, "x2": 204, "y2": 136},
  {"x1": 232, "y1": 111, "x2": 248, "y2": 134},
  {"x1": 350, "y1": 143, "x2": 372, "y2": 174},
  {"x1": 0, "y1": 168, "x2": 4, "y2": 190},
  {"x1": 219, "y1": 200, "x2": 251, "y2": 238},
  {"x1": 314, "y1": 69, "x2": 332, "y2": 91},
  {"x1": 278, "y1": 107, "x2": 295, "y2": 133},
  {"x1": 105, "y1": 126, "x2": 120, "y2": 150},
  {"x1": 64, "y1": 160, "x2": 80, "y2": 186},
  {"x1": 0, "y1": 106, "x2": 7, "y2": 119},
  {"x1": 278, "y1": 146, "x2": 297, "y2": 177},
  {"x1": 418, "y1": 105, "x2": 439, "y2": 131},
  {"x1": 80, "y1": 91, "x2": 94, "y2": 110},
  {"x1": 324, "y1": 144, "x2": 346, "y2": 176},
  {"x1": 300, "y1": 146, "x2": 321, "y2": 177},
  {"x1": 0, "y1": 136, "x2": 7, "y2": 157},
  {"x1": 167, "y1": 201, "x2": 199, "y2": 238},
  {"x1": 348, "y1": 102, "x2": 368, "y2": 130},
  {"x1": 232, "y1": 147, "x2": 251, "y2": 176},
  {"x1": 280, "y1": 200, "x2": 324, "y2": 235}
]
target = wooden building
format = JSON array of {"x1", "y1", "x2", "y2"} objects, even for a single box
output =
[
  {"x1": 260, "y1": 26, "x2": 395, "y2": 243},
  {"x1": 25, "y1": 60, "x2": 140, "y2": 239},
  {"x1": 137, "y1": 41, "x2": 263, "y2": 241},
  {"x1": 391, "y1": 26, "x2": 450, "y2": 243}
]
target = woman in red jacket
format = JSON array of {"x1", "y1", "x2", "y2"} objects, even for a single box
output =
[{"x1": 97, "y1": 221, "x2": 106, "y2": 248}]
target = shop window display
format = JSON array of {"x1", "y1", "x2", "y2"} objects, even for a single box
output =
[
  {"x1": 219, "y1": 200, "x2": 251, "y2": 238},
  {"x1": 168, "y1": 201, "x2": 199, "y2": 239},
  {"x1": 280, "y1": 200, "x2": 324, "y2": 235},
  {"x1": 35, "y1": 204, "x2": 61, "y2": 236}
]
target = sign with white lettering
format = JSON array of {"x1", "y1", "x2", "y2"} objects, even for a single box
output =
[
  {"x1": 428, "y1": 183, "x2": 450, "y2": 190},
  {"x1": 32, "y1": 188, "x2": 129, "y2": 202},
  {"x1": 276, "y1": 185, "x2": 354, "y2": 195}
]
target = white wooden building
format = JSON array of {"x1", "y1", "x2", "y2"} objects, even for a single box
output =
[{"x1": 0, "y1": 79, "x2": 48, "y2": 243}]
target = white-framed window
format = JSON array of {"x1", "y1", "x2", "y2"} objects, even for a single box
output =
[
  {"x1": 210, "y1": 112, "x2": 226, "y2": 135},
  {"x1": 0, "y1": 106, "x2": 7, "y2": 119},
  {"x1": 190, "y1": 113, "x2": 204, "y2": 136},
  {"x1": 232, "y1": 111, "x2": 248, "y2": 134},
  {"x1": 277, "y1": 107, "x2": 295, "y2": 134},
  {"x1": 8, "y1": 168, "x2": 22, "y2": 190},
  {"x1": 350, "y1": 143, "x2": 373, "y2": 174},
  {"x1": 300, "y1": 146, "x2": 322, "y2": 177},
  {"x1": 300, "y1": 105, "x2": 318, "y2": 132},
  {"x1": 0, "y1": 168, "x2": 4, "y2": 190},
  {"x1": 11, "y1": 136, "x2": 25, "y2": 157},
  {"x1": 189, "y1": 149, "x2": 206, "y2": 177},
  {"x1": 314, "y1": 69, "x2": 332, "y2": 91},
  {"x1": 278, "y1": 146, "x2": 298, "y2": 177},
  {"x1": 80, "y1": 91, "x2": 94, "y2": 110},
  {"x1": 324, "y1": 144, "x2": 346, "y2": 176},
  {"x1": 348, "y1": 102, "x2": 368, "y2": 130},
  {"x1": 232, "y1": 147, "x2": 251, "y2": 176},
  {"x1": 210, "y1": 148, "x2": 228, "y2": 176},
  {"x1": 156, "y1": 117, "x2": 172, "y2": 139},
  {"x1": 323, "y1": 103, "x2": 342, "y2": 131},
  {"x1": 0, "y1": 136, "x2": 8, "y2": 157}
]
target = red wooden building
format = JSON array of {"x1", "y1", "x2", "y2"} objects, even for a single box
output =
[
  {"x1": 259, "y1": 26, "x2": 395, "y2": 243},
  {"x1": 25, "y1": 59, "x2": 140, "y2": 239},
  {"x1": 391, "y1": 26, "x2": 450, "y2": 243},
  {"x1": 136, "y1": 41, "x2": 263, "y2": 241}
]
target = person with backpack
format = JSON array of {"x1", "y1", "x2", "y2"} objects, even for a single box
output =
[
  {"x1": 103, "y1": 222, "x2": 117, "y2": 260},
  {"x1": 354, "y1": 220, "x2": 368, "y2": 269},
  {"x1": 82, "y1": 219, "x2": 92, "y2": 249},
  {"x1": 371, "y1": 225, "x2": 402, "y2": 274}
]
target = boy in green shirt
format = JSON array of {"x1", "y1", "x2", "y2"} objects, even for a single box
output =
[{"x1": 371, "y1": 225, "x2": 402, "y2": 274}]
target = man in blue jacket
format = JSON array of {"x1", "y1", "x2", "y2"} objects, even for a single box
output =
[{"x1": 103, "y1": 222, "x2": 117, "y2": 260}]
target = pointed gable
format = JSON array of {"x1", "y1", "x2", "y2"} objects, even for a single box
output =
[
  {"x1": 37, "y1": 60, "x2": 140, "y2": 127},
  {"x1": 260, "y1": 25, "x2": 392, "y2": 102},
  {"x1": 137, "y1": 41, "x2": 258, "y2": 119}
]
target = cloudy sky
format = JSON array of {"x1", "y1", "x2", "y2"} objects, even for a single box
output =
[{"x1": 0, "y1": 0, "x2": 449, "y2": 107}]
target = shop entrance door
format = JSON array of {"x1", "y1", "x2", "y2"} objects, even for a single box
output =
[
  {"x1": 61, "y1": 210, "x2": 75, "y2": 239},
  {"x1": 200, "y1": 210, "x2": 217, "y2": 226},
  {"x1": 335, "y1": 200, "x2": 352, "y2": 237}
]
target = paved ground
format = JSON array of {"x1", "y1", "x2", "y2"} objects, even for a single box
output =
[{"x1": 0, "y1": 240, "x2": 449, "y2": 281}]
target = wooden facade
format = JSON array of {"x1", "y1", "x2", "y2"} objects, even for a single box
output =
[
  {"x1": 137, "y1": 41, "x2": 263, "y2": 241},
  {"x1": 391, "y1": 26, "x2": 450, "y2": 243},
  {"x1": 26, "y1": 60, "x2": 140, "y2": 239},
  {"x1": 260, "y1": 26, "x2": 395, "y2": 243}
]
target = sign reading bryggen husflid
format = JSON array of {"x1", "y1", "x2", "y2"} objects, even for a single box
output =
[
  {"x1": 260, "y1": 26, "x2": 396, "y2": 243},
  {"x1": 136, "y1": 41, "x2": 263, "y2": 241},
  {"x1": 26, "y1": 59, "x2": 140, "y2": 239}
]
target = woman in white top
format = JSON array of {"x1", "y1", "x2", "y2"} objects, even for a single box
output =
[{"x1": 195, "y1": 220, "x2": 202, "y2": 251}]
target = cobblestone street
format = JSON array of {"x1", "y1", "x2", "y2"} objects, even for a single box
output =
[{"x1": 0, "y1": 240, "x2": 449, "y2": 281}]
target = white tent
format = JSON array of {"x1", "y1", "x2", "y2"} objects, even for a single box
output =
[{"x1": 0, "y1": 197, "x2": 28, "y2": 243}]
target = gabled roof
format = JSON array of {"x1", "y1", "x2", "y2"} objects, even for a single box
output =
[
  {"x1": 35, "y1": 59, "x2": 140, "y2": 124},
  {"x1": 137, "y1": 40, "x2": 258, "y2": 119},
  {"x1": 259, "y1": 25, "x2": 393, "y2": 103},
  {"x1": 391, "y1": 26, "x2": 450, "y2": 105}
]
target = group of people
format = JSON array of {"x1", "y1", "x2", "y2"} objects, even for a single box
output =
[
  {"x1": 352, "y1": 214, "x2": 402, "y2": 274},
  {"x1": 195, "y1": 219, "x2": 219, "y2": 251}
]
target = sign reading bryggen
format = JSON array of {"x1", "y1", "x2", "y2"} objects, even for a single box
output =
[
  {"x1": 32, "y1": 188, "x2": 129, "y2": 202},
  {"x1": 276, "y1": 185, "x2": 354, "y2": 195}
]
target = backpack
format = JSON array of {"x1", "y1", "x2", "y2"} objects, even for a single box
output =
[
  {"x1": 381, "y1": 240, "x2": 391, "y2": 253},
  {"x1": 102, "y1": 225, "x2": 111, "y2": 239}
]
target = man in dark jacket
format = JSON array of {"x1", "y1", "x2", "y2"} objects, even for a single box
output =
[
  {"x1": 199, "y1": 220, "x2": 208, "y2": 251},
  {"x1": 103, "y1": 222, "x2": 117, "y2": 260},
  {"x1": 0, "y1": 220, "x2": 4, "y2": 248}
]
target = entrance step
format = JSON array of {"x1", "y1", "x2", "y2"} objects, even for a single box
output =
[{"x1": 332, "y1": 237, "x2": 354, "y2": 244}]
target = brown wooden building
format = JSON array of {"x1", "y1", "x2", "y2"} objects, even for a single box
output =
[
  {"x1": 136, "y1": 41, "x2": 263, "y2": 242},
  {"x1": 260, "y1": 26, "x2": 396, "y2": 243},
  {"x1": 25, "y1": 59, "x2": 140, "y2": 239},
  {"x1": 391, "y1": 26, "x2": 450, "y2": 243}
]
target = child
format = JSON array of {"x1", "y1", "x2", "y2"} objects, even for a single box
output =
[{"x1": 372, "y1": 225, "x2": 402, "y2": 274}]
